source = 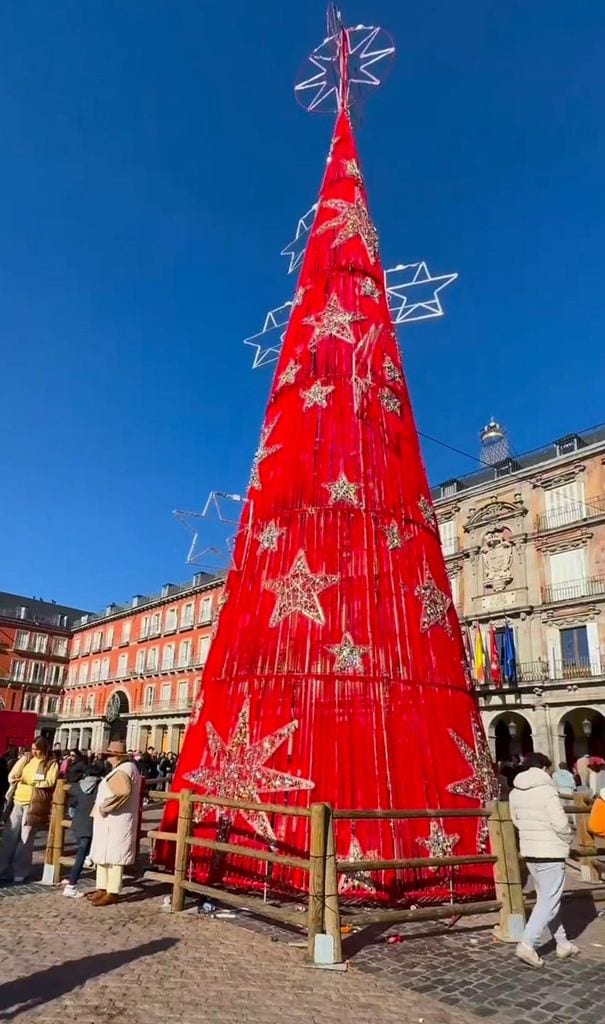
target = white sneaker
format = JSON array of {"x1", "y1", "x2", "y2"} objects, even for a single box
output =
[
  {"x1": 84, "y1": 857, "x2": 94, "y2": 868},
  {"x1": 63, "y1": 884, "x2": 83, "y2": 899},
  {"x1": 515, "y1": 942, "x2": 544, "y2": 968},
  {"x1": 556, "y1": 942, "x2": 580, "y2": 959}
]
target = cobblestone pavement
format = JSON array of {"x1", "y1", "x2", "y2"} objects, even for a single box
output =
[{"x1": 0, "y1": 883, "x2": 480, "y2": 1024}]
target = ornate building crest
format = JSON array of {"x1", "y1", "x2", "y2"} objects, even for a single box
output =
[
  {"x1": 480, "y1": 526, "x2": 514, "y2": 592},
  {"x1": 464, "y1": 495, "x2": 526, "y2": 533}
]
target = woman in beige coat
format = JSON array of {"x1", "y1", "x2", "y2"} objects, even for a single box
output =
[{"x1": 88, "y1": 741, "x2": 141, "y2": 907}]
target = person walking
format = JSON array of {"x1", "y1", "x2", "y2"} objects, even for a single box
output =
[
  {"x1": 87, "y1": 741, "x2": 141, "y2": 907},
  {"x1": 62, "y1": 762, "x2": 104, "y2": 898},
  {"x1": 509, "y1": 752, "x2": 578, "y2": 968},
  {"x1": 0, "y1": 737, "x2": 58, "y2": 884}
]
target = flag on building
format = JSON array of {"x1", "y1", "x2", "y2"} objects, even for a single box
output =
[
  {"x1": 502, "y1": 624, "x2": 517, "y2": 684},
  {"x1": 489, "y1": 625, "x2": 501, "y2": 687},
  {"x1": 474, "y1": 626, "x2": 485, "y2": 685}
]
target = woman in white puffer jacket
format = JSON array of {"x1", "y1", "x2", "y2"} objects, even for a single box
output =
[{"x1": 509, "y1": 752, "x2": 577, "y2": 968}]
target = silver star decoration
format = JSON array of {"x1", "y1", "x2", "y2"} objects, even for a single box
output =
[
  {"x1": 264, "y1": 550, "x2": 339, "y2": 628},
  {"x1": 338, "y1": 835, "x2": 379, "y2": 895},
  {"x1": 448, "y1": 720, "x2": 499, "y2": 853},
  {"x1": 418, "y1": 495, "x2": 437, "y2": 528},
  {"x1": 257, "y1": 520, "x2": 285, "y2": 552},
  {"x1": 294, "y1": 23, "x2": 395, "y2": 114},
  {"x1": 244, "y1": 302, "x2": 292, "y2": 369},
  {"x1": 416, "y1": 822, "x2": 461, "y2": 870},
  {"x1": 385, "y1": 261, "x2": 458, "y2": 324},
  {"x1": 293, "y1": 286, "x2": 307, "y2": 307},
  {"x1": 361, "y1": 276, "x2": 381, "y2": 301},
  {"x1": 352, "y1": 366, "x2": 373, "y2": 415},
  {"x1": 249, "y1": 420, "x2": 281, "y2": 490},
  {"x1": 277, "y1": 359, "x2": 301, "y2": 389},
  {"x1": 415, "y1": 567, "x2": 453, "y2": 636},
  {"x1": 379, "y1": 387, "x2": 401, "y2": 415},
  {"x1": 383, "y1": 356, "x2": 402, "y2": 383},
  {"x1": 318, "y1": 190, "x2": 379, "y2": 262},
  {"x1": 301, "y1": 379, "x2": 335, "y2": 410},
  {"x1": 323, "y1": 471, "x2": 360, "y2": 506},
  {"x1": 280, "y1": 205, "x2": 318, "y2": 275},
  {"x1": 382, "y1": 520, "x2": 412, "y2": 550},
  {"x1": 303, "y1": 293, "x2": 365, "y2": 350},
  {"x1": 343, "y1": 158, "x2": 363, "y2": 184},
  {"x1": 326, "y1": 631, "x2": 368, "y2": 674}
]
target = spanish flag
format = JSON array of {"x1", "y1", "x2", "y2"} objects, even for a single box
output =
[{"x1": 474, "y1": 626, "x2": 485, "y2": 685}]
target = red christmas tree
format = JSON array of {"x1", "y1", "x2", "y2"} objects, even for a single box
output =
[{"x1": 159, "y1": 29, "x2": 496, "y2": 903}]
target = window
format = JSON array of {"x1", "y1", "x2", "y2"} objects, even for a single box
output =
[
  {"x1": 29, "y1": 662, "x2": 46, "y2": 684},
  {"x1": 438, "y1": 519, "x2": 457, "y2": 556},
  {"x1": 11, "y1": 660, "x2": 26, "y2": 682},
  {"x1": 560, "y1": 626, "x2": 590, "y2": 676},
  {"x1": 197, "y1": 635, "x2": 211, "y2": 665},
  {"x1": 548, "y1": 549, "x2": 587, "y2": 602},
  {"x1": 34, "y1": 633, "x2": 48, "y2": 653},
  {"x1": 161, "y1": 643, "x2": 175, "y2": 670},
  {"x1": 117, "y1": 653, "x2": 129, "y2": 677},
  {"x1": 199, "y1": 597, "x2": 213, "y2": 624},
  {"x1": 75, "y1": 696, "x2": 83, "y2": 713},
  {"x1": 146, "y1": 647, "x2": 158, "y2": 672},
  {"x1": 165, "y1": 608, "x2": 178, "y2": 633},
  {"x1": 78, "y1": 664, "x2": 89, "y2": 685},
  {"x1": 161, "y1": 682, "x2": 172, "y2": 706},
  {"x1": 24, "y1": 693, "x2": 37, "y2": 712},
  {"x1": 139, "y1": 616, "x2": 150, "y2": 640},
  {"x1": 15, "y1": 631, "x2": 30, "y2": 651},
  {"x1": 91, "y1": 660, "x2": 101, "y2": 683},
  {"x1": 178, "y1": 680, "x2": 189, "y2": 705},
  {"x1": 181, "y1": 603, "x2": 194, "y2": 629},
  {"x1": 50, "y1": 664, "x2": 64, "y2": 686},
  {"x1": 178, "y1": 639, "x2": 192, "y2": 668},
  {"x1": 100, "y1": 657, "x2": 110, "y2": 681},
  {"x1": 67, "y1": 665, "x2": 78, "y2": 686},
  {"x1": 448, "y1": 573, "x2": 460, "y2": 609},
  {"x1": 53, "y1": 636, "x2": 68, "y2": 657},
  {"x1": 104, "y1": 627, "x2": 114, "y2": 649},
  {"x1": 47, "y1": 696, "x2": 59, "y2": 714},
  {"x1": 150, "y1": 612, "x2": 162, "y2": 636},
  {"x1": 63, "y1": 697, "x2": 72, "y2": 715},
  {"x1": 72, "y1": 636, "x2": 81, "y2": 657},
  {"x1": 144, "y1": 685, "x2": 155, "y2": 707},
  {"x1": 82, "y1": 633, "x2": 91, "y2": 655},
  {"x1": 120, "y1": 620, "x2": 132, "y2": 645},
  {"x1": 544, "y1": 479, "x2": 585, "y2": 531},
  {"x1": 136, "y1": 650, "x2": 146, "y2": 673},
  {"x1": 440, "y1": 479, "x2": 460, "y2": 498},
  {"x1": 91, "y1": 630, "x2": 103, "y2": 652},
  {"x1": 86, "y1": 693, "x2": 96, "y2": 713}
]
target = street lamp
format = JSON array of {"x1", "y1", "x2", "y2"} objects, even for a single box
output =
[
  {"x1": 582, "y1": 717, "x2": 593, "y2": 738},
  {"x1": 508, "y1": 720, "x2": 518, "y2": 739}
]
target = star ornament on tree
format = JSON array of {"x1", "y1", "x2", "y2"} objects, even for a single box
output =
[
  {"x1": 256, "y1": 520, "x2": 285, "y2": 552},
  {"x1": 184, "y1": 698, "x2": 314, "y2": 844},
  {"x1": 338, "y1": 835, "x2": 379, "y2": 895},
  {"x1": 448, "y1": 720, "x2": 499, "y2": 852},
  {"x1": 249, "y1": 421, "x2": 281, "y2": 490},
  {"x1": 415, "y1": 567, "x2": 453, "y2": 636},
  {"x1": 303, "y1": 293, "x2": 365, "y2": 350},
  {"x1": 265, "y1": 550, "x2": 339, "y2": 628},
  {"x1": 301, "y1": 379, "x2": 335, "y2": 410},
  {"x1": 318, "y1": 190, "x2": 379, "y2": 262},
  {"x1": 326, "y1": 631, "x2": 369, "y2": 673},
  {"x1": 385, "y1": 262, "x2": 458, "y2": 325},
  {"x1": 323, "y1": 471, "x2": 360, "y2": 506},
  {"x1": 416, "y1": 821, "x2": 461, "y2": 871},
  {"x1": 277, "y1": 360, "x2": 301, "y2": 390}
]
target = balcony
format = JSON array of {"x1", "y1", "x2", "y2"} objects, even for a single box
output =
[
  {"x1": 59, "y1": 707, "x2": 96, "y2": 721},
  {"x1": 138, "y1": 698, "x2": 194, "y2": 716},
  {"x1": 541, "y1": 574, "x2": 605, "y2": 605},
  {"x1": 536, "y1": 494, "x2": 605, "y2": 534},
  {"x1": 477, "y1": 658, "x2": 604, "y2": 692}
]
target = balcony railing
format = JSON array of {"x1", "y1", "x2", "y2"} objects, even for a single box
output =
[
  {"x1": 138, "y1": 698, "x2": 194, "y2": 715},
  {"x1": 541, "y1": 574, "x2": 605, "y2": 604},
  {"x1": 536, "y1": 494, "x2": 605, "y2": 534},
  {"x1": 58, "y1": 707, "x2": 96, "y2": 720},
  {"x1": 478, "y1": 657, "x2": 604, "y2": 689}
]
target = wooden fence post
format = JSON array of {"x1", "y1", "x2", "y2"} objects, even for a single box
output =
[
  {"x1": 323, "y1": 805, "x2": 343, "y2": 964},
  {"x1": 171, "y1": 788, "x2": 193, "y2": 912},
  {"x1": 41, "y1": 779, "x2": 67, "y2": 886},
  {"x1": 488, "y1": 801, "x2": 525, "y2": 942},
  {"x1": 307, "y1": 802, "x2": 328, "y2": 958}
]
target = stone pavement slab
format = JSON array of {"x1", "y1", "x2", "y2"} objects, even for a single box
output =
[{"x1": 0, "y1": 885, "x2": 479, "y2": 1024}]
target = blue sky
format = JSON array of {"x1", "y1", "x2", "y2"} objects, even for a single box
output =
[{"x1": 1, "y1": 0, "x2": 604, "y2": 610}]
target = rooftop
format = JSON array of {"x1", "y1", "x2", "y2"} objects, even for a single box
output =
[{"x1": 0, "y1": 592, "x2": 90, "y2": 630}]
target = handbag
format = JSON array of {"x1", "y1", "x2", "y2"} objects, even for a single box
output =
[
  {"x1": 588, "y1": 796, "x2": 605, "y2": 839},
  {"x1": 1, "y1": 782, "x2": 17, "y2": 823}
]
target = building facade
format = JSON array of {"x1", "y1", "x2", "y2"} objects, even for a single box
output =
[
  {"x1": 433, "y1": 424, "x2": 605, "y2": 767},
  {"x1": 0, "y1": 593, "x2": 87, "y2": 740},
  {"x1": 59, "y1": 573, "x2": 224, "y2": 754}
]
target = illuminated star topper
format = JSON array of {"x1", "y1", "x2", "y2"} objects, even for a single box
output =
[
  {"x1": 385, "y1": 262, "x2": 458, "y2": 325},
  {"x1": 295, "y1": 8, "x2": 395, "y2": 114}
]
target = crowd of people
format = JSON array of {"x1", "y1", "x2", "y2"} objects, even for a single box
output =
[{"x1": 0, "y1": 739, "x2": 178, "y2": 902}]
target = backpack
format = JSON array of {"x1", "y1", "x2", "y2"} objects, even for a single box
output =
[{"x1": 587, "y1": 796, "x2": 605, "y2": 839}]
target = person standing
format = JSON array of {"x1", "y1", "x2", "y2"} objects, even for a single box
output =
[
  {"x1": 0, "y1": 737, "x2": 58, "y2": 884},
  {"x1": 63, "y1": 762, "x2": 104, "y2": 897},
  {"x1": 88, "y1": 741, "x2": 141, "y2": 906},
  {"x1": 509, "y1": 752, "x2": 578, "y2": 968},
  {"x1": 552, "y1": 762, "x2": 577, "y2": 799}
]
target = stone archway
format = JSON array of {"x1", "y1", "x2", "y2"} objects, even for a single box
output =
[
  {"x1": 489, "y1": 712, "x2": 534, "y2": 763},
  {"x1": 106, "y1": 690, "x2": 130, "y2": 743},
  {"x1": 558, "y1": 707, "x2": 605, "y2": 766}
]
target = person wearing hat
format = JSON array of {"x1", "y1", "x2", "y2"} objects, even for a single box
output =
[
  {"x1": 586, "y1": 757, "x2": 605, "y2": 799},
  {"x1": 87, "y1": 742, "x2": 141, "y2": 906}
]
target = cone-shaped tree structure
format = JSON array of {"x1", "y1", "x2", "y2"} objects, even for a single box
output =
[{"x1": 159, "y1": 106, "x2": 496, "y2": 901}]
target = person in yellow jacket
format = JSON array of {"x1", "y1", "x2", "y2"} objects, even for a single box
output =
[{"x1": 0, "y1": 736, "x2": 58, "y2": 884}]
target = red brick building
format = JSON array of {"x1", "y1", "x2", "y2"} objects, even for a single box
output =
[
  {"x1": 58, "y1": 572, "x2": 225, "y2": 754},
  {"x1": 0, "y1": 593, "x2": 88, "y2": 741}
]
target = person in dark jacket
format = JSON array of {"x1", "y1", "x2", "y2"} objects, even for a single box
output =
[{"x1": 62, "y1": 763, "x2": 104, "y2": 898}]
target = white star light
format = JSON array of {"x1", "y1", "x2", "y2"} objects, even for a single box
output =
[
  {"x1": 295, "y1": 25, "x2": 395, "y2": 114},
  {"x1": 280, "y1": 205, "x2": 318, "y2": 275},
  {"x1": 244, "y1": 302, "x2": 292, "y2": 369},
  {"x1": 385, "y1": 262, "x2": 458, "y2": 325}
]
